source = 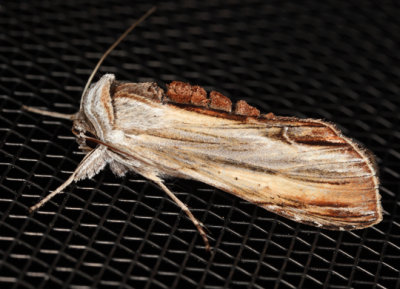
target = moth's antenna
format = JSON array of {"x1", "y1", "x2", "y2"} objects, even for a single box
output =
[
  {"x1": 81, "y1": 6, "x2": 157, "y2": 98},
  {"x1": 22, "y1": 6, "x2": 157, "y2": 120}
]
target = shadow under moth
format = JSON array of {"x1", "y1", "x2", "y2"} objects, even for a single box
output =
[{"x1": 23, "y1": 7, "x2": 382, "y2": 251}]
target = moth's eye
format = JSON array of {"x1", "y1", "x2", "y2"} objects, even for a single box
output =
[
  {"x1": 72, "y1": 125, "x2": 86, "y2": 136},
  {"x1": 72, "y1": 127, "x2": 79, "y2": 136}
]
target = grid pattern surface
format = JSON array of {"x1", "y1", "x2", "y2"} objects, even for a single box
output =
[{"x1": 1, "y1": 1, "x2": 400, "y2": 288}]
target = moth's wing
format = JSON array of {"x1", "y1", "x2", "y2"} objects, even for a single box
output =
[
  {"x1": 112, "y1": 93, "x2": 382, "y2": 230},
  {"x1": 173, "y1": 142, "x2": 381, "y2": 231}
]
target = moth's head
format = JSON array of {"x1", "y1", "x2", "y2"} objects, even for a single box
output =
[{"x1": 72, "y1": 114, "x2": 98, "y2": 151}]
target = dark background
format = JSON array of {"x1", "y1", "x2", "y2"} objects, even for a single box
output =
[{"x1": 1, "y1": 1, "x2": 399, "y2": 288}]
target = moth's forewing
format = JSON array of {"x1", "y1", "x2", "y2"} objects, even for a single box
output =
[{"x1": 106, "y1": 79, "x2": 382, "y2": 230}]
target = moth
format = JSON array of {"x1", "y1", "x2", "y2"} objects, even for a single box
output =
[{"x1": 23, "y1": 7, "x2": 382, "y2": 251}]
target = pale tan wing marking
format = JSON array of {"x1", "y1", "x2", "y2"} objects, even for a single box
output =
[{"x1": 128, "y1": 142, "x2": 380, "y2": 230}]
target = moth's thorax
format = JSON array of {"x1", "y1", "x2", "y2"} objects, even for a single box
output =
[
  {"x1": 105, "y1": 130, "x2": 125, "y2": 143},
  {"x1": 111, "y1": 81, "x2": 167, "y2": 131}
]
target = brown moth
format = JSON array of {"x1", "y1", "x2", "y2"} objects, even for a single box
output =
[{"x1": 23, "y1": 7, "x2": 382, "y2": 251}]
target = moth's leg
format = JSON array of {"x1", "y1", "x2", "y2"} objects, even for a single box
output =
[
  {"x1": 22, "y1": 105, "x2": 76, "y2": 120},
  {"x1": 29, "y1": 172, "x2": 76, "y2": 212},
  {"x1": 29, "y1": 147, "x2": 108, "y2": 212},
  {"x1": 147, "y1": 175, "x2": 210, "y2": 251}
]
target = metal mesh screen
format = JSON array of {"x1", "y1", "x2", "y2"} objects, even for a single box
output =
[{"x1": 1, "y1": 1, "x2": 399, "y2": 288}]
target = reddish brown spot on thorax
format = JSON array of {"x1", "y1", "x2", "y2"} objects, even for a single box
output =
[{"x1": 113, "y1": 82, "x2": 164, "y2": 102}]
